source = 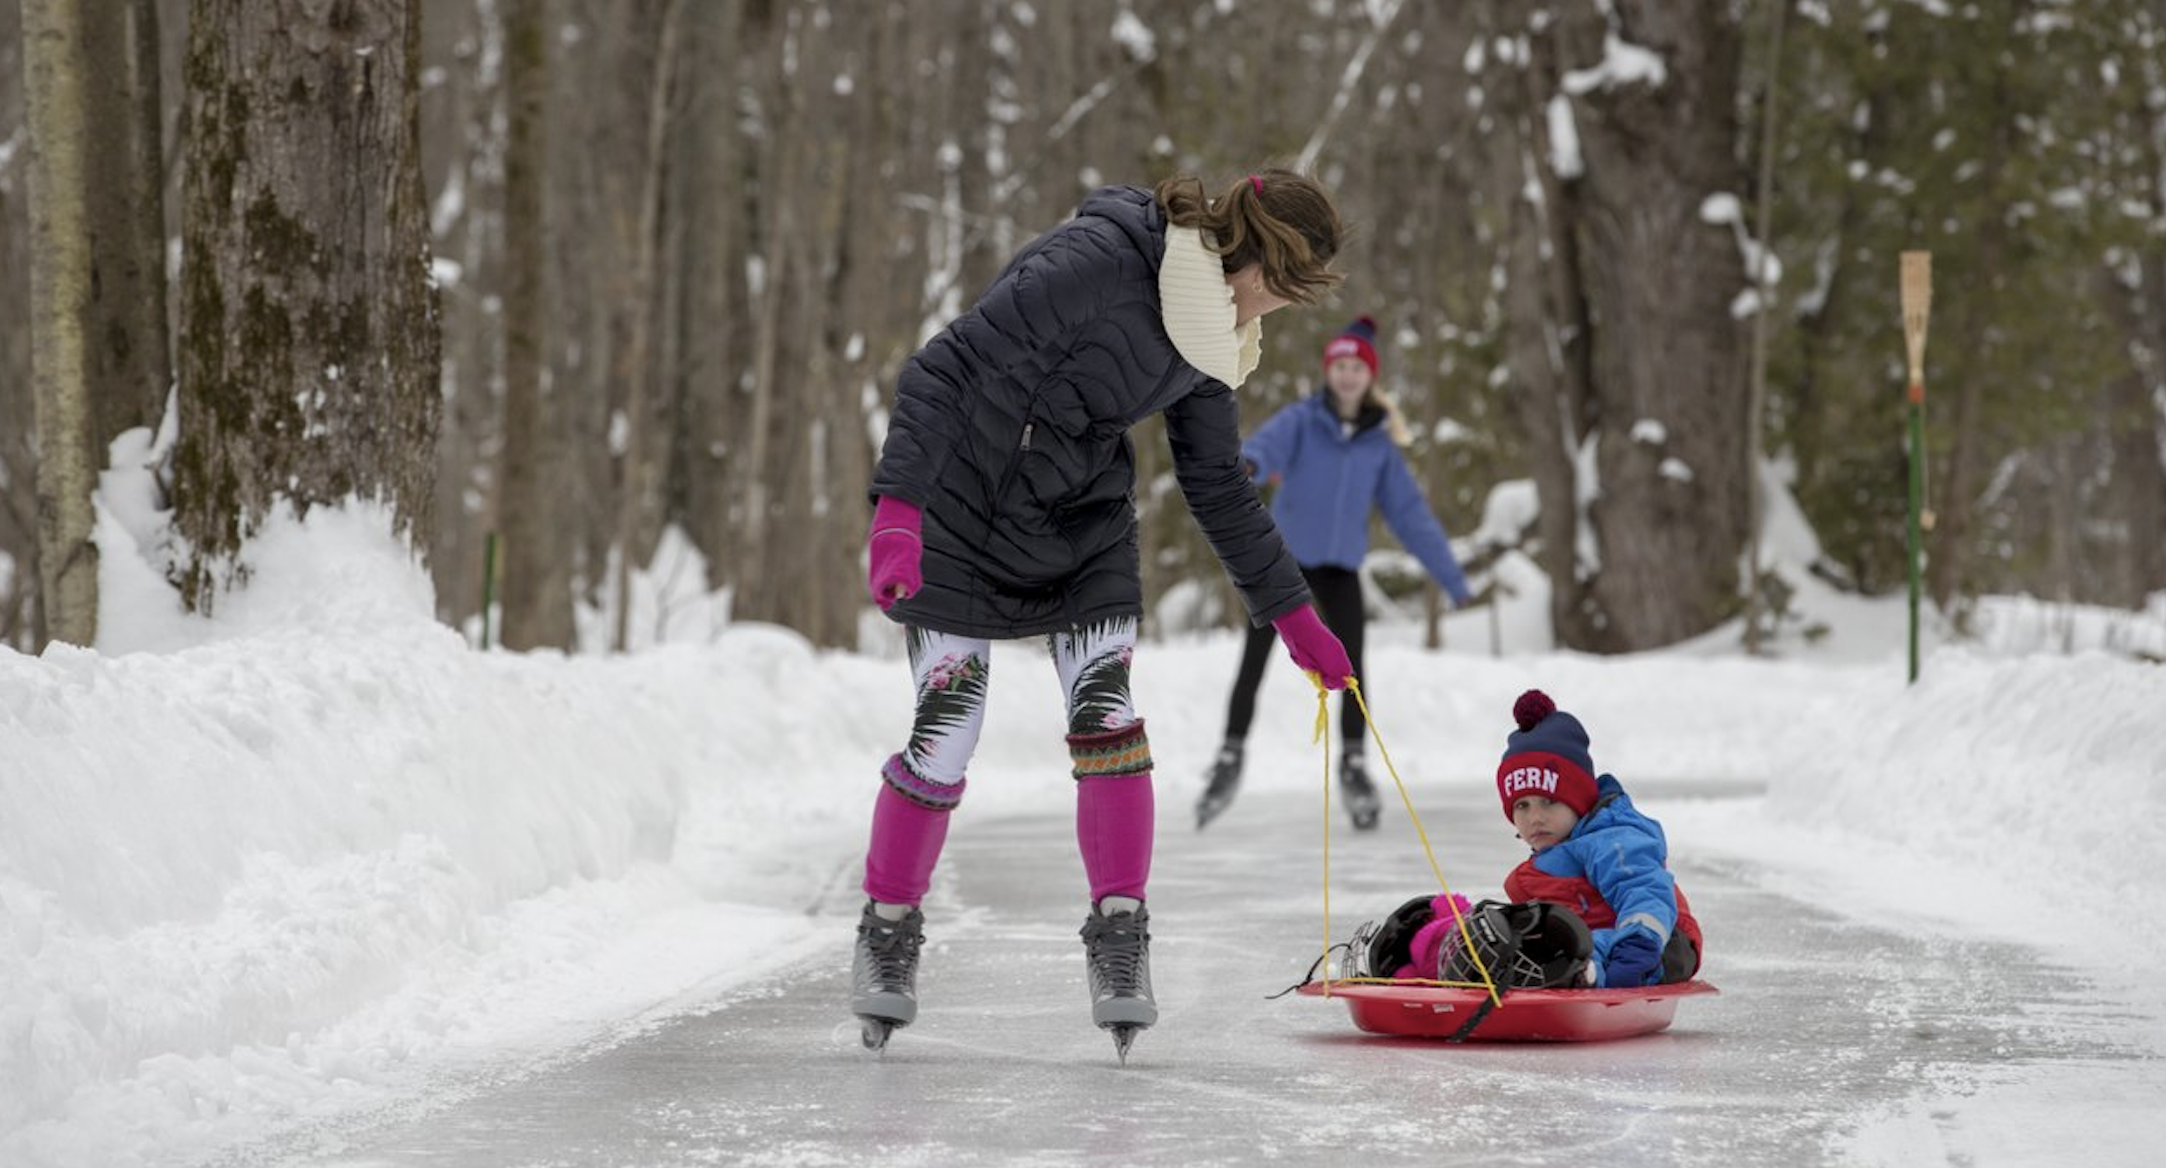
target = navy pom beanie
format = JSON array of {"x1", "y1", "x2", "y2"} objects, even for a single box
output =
[{"x1": 1495, "y1": 689, "x2": 1599, "y2": 821}]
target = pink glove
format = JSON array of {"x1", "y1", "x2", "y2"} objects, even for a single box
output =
[
  {"x1": 1273, "y1": 604, "x2": 1352, "y2": 690},
  {"x1": 1398, "y1": 894, "x2": 1475, "y2": 979},
  {"x1": 866, "y1": 496, "x2": 923, "y2": 611}
]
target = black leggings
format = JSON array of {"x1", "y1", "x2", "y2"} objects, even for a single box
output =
[{"x1": 1220, "y1": 565, "x2": 1368, "y2": 752}]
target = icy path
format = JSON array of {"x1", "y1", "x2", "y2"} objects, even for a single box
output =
[{"x1": 218, "y1": 782, "x2": 2161, "y2": 1167}]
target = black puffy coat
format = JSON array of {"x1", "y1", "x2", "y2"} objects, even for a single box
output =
[{"x1": 870, "y1": 186, "x2": 1308, "y2": 638}]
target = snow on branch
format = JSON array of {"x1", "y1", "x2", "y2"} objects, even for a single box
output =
[
  {"x1": 1546, "y1": 95, "x2": 1584, "y2": 178},
  {"x1": 1562, "y1": 31, "x2": 1667, "y2": 95},
  {"x1": 1700, "y1": 192, "x2": 1783, "y2": 318}
]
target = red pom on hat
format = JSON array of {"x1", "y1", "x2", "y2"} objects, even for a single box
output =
[{"x1": 1513, "y1": 689, "x2": 1556, "y2": 731}]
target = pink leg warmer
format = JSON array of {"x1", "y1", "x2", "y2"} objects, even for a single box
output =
[
  {"x1": 1076, "y1": 773, "x2": 1154, "y2": 903},
  {"x1": 862, "y1": 782, "x2": 953, "y2": 906}
]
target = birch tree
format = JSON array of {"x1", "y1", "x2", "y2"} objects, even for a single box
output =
[
  {"x1": 20, "y1": 0, "x2": 169, "y2": 646},
  {"x1": 0, "y1": 3, "x2": 29, "y2": 647}
]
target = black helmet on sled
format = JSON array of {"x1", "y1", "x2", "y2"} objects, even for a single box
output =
[
  {"x1": 1355, "y1": 895, "x2": 1443, "y2": 978},
  {"x1": 1437, "y1": 900, "x2": 1592, "y2": 989}
]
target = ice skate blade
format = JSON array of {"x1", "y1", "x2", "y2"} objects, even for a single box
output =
[
  {"x1": 1195, "y1": 797, "x2": 1231, "y2": 830},
  {"x1": 859, "y1": 1018, "x2": 899, "y2": 1052},
  {"x1": 1107, "y1": 1024, "x2": 1139, "y2": 1064}
]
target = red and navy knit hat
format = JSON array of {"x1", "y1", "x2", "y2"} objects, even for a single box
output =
[
  {"x1": 1322, "y1": 316, "x2": 1379, "y2": 378},
  {"x1": 1495, "y1": 689, "x2": 1599, "y2": 821}
]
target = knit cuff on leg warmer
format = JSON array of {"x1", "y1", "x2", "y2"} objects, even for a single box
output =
[
  {"x1": 1065, "y1": 720, "x2": 1152, "y2": 780},
  {"x1": 881, "y1": 752, "x2": 966, "y2": 810}
]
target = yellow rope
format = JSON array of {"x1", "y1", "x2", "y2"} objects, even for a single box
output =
[
  {"x1": 1309, "y1": 671, "x2": 1502, "y2": 1007},
  {"x1": 1319, "y1": 976, "x2": 1500, "y2": 990},
  {"x1": 1310, "y1": 673, "x2": 1334, "y2": 994}
]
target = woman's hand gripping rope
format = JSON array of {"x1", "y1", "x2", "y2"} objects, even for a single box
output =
[{"x1": 1272, "y1": 605, "x2": 1351, "y2": 689}]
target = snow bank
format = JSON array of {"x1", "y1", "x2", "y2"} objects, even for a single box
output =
[{"x1": 0, "y1": 504, "x2": 900, "y2": 1165}]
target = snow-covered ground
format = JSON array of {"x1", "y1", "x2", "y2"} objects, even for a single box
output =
[{"x1": 4, "y1": 491, "x2": 2164, "y2": 1167}]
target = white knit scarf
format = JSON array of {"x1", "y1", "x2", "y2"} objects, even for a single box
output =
[{"x1": 1157, "y1": 227, "x2": 1262, "y2": 388}]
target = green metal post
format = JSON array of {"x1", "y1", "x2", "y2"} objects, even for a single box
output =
[
  {"x1": 1906, "y1": 389, "x2": 1923, "y2": 684},
  {"x1": 1899, "y1": 250, "x2": 1931, "y2": 685}
]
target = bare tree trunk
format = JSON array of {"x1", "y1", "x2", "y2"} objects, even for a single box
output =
[
  {"x1": 174, "y1": 0, "x2": 442, "y2": 611},
  {"x1": 0, "y1": 3, "x2": 33, "y2": 648},
  {"x1": 421, "y1": 0, "x2": 509, "y2": 635},
  {"x1": 88, "y1": 0, "x2": 169, "y2": 441},
  {"x1": 1570, "y1": 4, "x2": 1750, "y2": 650},
  {"x1": 1483, "y1": 2, "x2": 1598, "y2": 646},
  {"x1": 788, "y1": 131, "x2": 855, "y2": 646},
  {"x1": 734, "y1": 0, "x2": 855, "y2": 639},
  {"x1": 609, "y1": 0, "x2": 684, "y2": 651},
  {"x1": 1480, "y1": 1, "x2": 1750, "y2": 652},
  {"x1": 562, "y1": 1, "x2": 628, "y2": 631},
  {"x1": 2134, "y1": 254, "x2": 2166, "y2": 601},
  {"x1": 728, "y1": 2, "x2": 795, "y2": 628},
  {"x1": 1923, "y1": 1, "x2": 2033, "y2": 614},
  {"x1": 493, "y1": 0, "x2": 573, "y2": 649},
  {"x1": 2100, "y1": 257, "x2": 2166, "y2": 606},
  {"x1": 674, "y1": 1, "x2": 742, "y2": 604},
  {"x1": 22, "y1": 0, "x2": 170, "y2": 646},
  {"x1": 21, "y1": 0, "x2": 101, "y2": 644}
]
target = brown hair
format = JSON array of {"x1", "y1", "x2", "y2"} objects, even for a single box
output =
[{"x1": 1154, "y1": 167, "x2": 1346, "y2": 305}]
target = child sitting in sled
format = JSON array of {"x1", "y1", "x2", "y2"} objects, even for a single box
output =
[
  {"x1": 1353, "y1": 689, "x2": 1702, "y2": 990},
  {"x1": 1495, "y1": 688, "x2": 1701, "y2": 986}
]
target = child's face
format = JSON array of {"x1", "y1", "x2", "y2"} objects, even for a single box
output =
[
  {"x1": 1325, "y1": 356, "x2": 1372, "y2": 405},
  {"x1": 1511, "y1": 796, "x2": 1579, "y2": 851}
]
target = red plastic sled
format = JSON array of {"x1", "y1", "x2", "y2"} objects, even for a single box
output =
[{"x1": 1298, "y1": 979, "x2": 1719, "y2": 1042}]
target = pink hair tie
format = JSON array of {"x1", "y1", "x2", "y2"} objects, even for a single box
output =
[{"x1": 1249, "y1": 174, "x2": 1264, "y2": 196}]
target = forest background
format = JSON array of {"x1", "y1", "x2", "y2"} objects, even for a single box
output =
[{"x1": 1, "y1": 0, "x2": 2161, "y2": 659}]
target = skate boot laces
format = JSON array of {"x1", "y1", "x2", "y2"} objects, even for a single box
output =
[
  {"x1": 856, "y1": 906, "x2": 925, "y2": 992},
  {"x1": 1082, "y1": 906, "x2": 1152, "y2": 1000}
]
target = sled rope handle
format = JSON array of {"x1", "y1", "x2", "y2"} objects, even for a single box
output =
[{"x1": 1306, "y1": 673, "x2": 1502, "y2": 1006}]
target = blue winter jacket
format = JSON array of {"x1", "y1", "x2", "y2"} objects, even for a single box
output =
[{"x1": 1241, "y1": 391, "x2": 1472, "y2": 605}]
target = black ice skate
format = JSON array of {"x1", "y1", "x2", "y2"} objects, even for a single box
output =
[
  {"x1": 1080, "y1": 901, "x2": 1156, "y2": 1063},
  {"x1": 1194, "y1": 743, "x2": 1245, "y2": 830},
  {"x1": 851, "y1": 901, "x2": 925, "y2": 1051},
  {"x1": 1340, "y1": 754, "x2": 1381, "y2": 831}
]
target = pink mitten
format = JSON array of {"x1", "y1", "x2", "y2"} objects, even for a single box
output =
[
  {"x1": 1400, "y1": 893, "x2": 1476, "y2": 979},
  {"x1": 866, "y1": 496, "x2": 924, "y2": 611},
  {"x1": 1273, "y1": 605, "x2": 1352, "y2": 690}
]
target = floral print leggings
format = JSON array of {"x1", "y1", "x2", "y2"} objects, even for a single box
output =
[
  {"x1": 901, "y1": 617, "x2": 1139, "y2": 787},
  {"x1": 866, "y1": 616, "x2": 1153, "y2": 906}
]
